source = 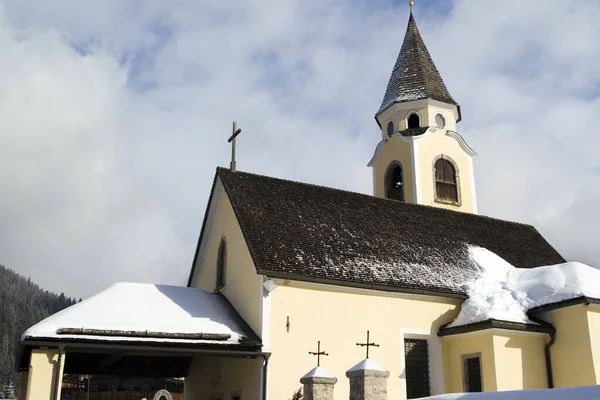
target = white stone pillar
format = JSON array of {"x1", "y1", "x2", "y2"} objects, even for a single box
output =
[
  {"x1": 300, "y1": 366, "x2": 338, "y2": 400},
  {"x1": 346, "y1": 359, "x2": 389, "y2": 400}
]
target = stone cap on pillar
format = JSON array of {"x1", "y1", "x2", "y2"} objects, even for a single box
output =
[
  {"x1": 300, "y1": 366, "x2": 338, "y2": 385},
  {"x1": 346, "y1": 359, "x2": 390, "y2": 378}
]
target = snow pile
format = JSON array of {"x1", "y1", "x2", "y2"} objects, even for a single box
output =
[
  {"x1": 449, "y1": 247, "x2": 600, "y2": 327},
  {"x1": 301, "y1": 366, "x2": 336, "y2": 379},
  {"x1": 23, "y1": 283, "x2": 248, "y2": 345},
  {"x1": 421, "y1": 385, "x2": 600, "y2": 400},
  {"x1": 347, "y1": 358, "x2": 387, "y2": 373}
]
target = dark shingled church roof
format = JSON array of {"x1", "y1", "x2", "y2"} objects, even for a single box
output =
[
  {"x1": 214, "y1": 168, "x2": 565, "y2": 298},
  {"x1": 377, "y1": 13, "x2": 459, "y2": 116}
]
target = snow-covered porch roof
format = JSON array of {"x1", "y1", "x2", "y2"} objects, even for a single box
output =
[{"x1": 18, "y1": 283, "x2": 263, "y2": 376}]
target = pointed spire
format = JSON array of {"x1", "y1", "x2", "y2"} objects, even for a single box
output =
[{"x1": 377, "y1": 12, "x2": 458, "y2": 116}]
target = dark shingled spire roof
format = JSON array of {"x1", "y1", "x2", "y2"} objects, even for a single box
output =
[
  {"x1": 377, "y1": 13, "x2": 459, "y2": 116},
  {"x1": 195, "y1": 168, "x2": 565, "y2": 298}
]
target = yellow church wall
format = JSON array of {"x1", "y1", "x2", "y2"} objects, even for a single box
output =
[
  {"x1": 268, "y1": 281, "x2": 461, "y2": 400},
  {"x1": 491, "y1": 333, "x2": 547, "y2": 391},
  {"x1": 441, "y1": 332, "x2": 497, "y2": 393},
  {"x1": 373, "y1": 136, "x2": 415, "y2": 201},
  {"x1": 24, "y1": 349, "x2": 65, "y2": 400},
  {"x1": 586, "y1": 307, "x2": 600, "y2": 383},
  {"x1": 185, "y1": 356, "x2": 262, "y2": 400},
  {"x1": 415, "y1": 130, "x2": 475, "y2": 213},
  {"x1": 550, "y1": 304, "x2": 597, "y2": 388},
  {"x1": 373, "y1": 101, "x2": 475, "y2": 213},
  {"x1": 194, "y1": 180, "x2": 263, "y2": 335},
  {"x1": 442, "y1": 330, "x2": 547, "y2": 394}
]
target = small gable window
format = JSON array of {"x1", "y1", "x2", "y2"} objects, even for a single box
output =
[
  {"x1": 434, "y1": 157, "x2": 458, "y2": 203},
  {"x1": 216, "y1": 238, "x2": 227, "y2": 289},
  {"x1": 407, "y1": 113, "x2": 421, "y2": 129},
  {"x1": 385, "y1": 162, "x2": 404, "y2": 201}
]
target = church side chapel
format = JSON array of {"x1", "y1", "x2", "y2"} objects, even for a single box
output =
[{"x1": 17, "y1": 3, "x2": 600, "y2": 400}]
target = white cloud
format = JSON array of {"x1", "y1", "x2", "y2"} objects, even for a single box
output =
[{"x1": 0, "y1": 0, "x2": 599, "y2": 297}]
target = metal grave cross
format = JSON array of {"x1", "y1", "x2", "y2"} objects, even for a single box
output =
[
  {"x1": 356, "y1": 330, "x2": 379, "y2": 359},
  {"x1": 309, "y1": 341, "x2": 329, "y2": 366},
  {"x1": 227, "y1": 121, "x2": 243, "y2": 172}
]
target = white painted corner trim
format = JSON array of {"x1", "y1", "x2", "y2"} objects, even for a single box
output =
[
  {"x1": 446, "y1": 130, "x2": 477, "y2": 156},
  {"x1": 468, "y1": 156, "x2": 478, "y2": 214},
  {"x1": 411, "y1": 139, "x2": 422, "y2": 204},
  {"x1": 259, "y1": 275, "x2": 272, "y2": 352}
]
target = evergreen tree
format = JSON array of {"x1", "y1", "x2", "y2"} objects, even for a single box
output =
[
  {"x1": 2, "y1": 380, "x2": 15, "y2": 399},
  {"x1": 0, "y1": 265, "x2": 76, "y2": 395}
]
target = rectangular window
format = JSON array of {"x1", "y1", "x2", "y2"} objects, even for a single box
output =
[
  {"x1": 404, "y1": 338, "x2": 430, "y2": 399},
  {"x1": 463, "y1": 356, "x2": 483, "y2": 392}
]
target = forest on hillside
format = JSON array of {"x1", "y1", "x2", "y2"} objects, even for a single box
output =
[{"x1": 0, "y1": 265, "x2": 77, "y2": 396}]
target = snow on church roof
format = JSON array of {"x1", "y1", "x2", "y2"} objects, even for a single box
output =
[
  {"x1": 197, "y1": 168, "x2": 565, "y2": 298},
  {"x1": 22, "y1": 283, "x2": 261, "y2": 348},
  {"x1": 448, "y1": 247, "x2": 600, "y2": 328}
]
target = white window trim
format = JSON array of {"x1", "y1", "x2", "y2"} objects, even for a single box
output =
[
  {"x1": 399, "y1": 329, "x2": 444, "y2": 400},
  {"x1": 386, "y1": 119, "x2": 396, "y2": 137},
  {"x1": 405, "y1": 111, "x2": 422, "y2": 129},
  {"x1": 434, "y1": 113, "x2": 446, "y2": 130}
]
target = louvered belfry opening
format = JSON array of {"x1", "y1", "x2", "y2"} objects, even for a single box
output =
[
  {"x1": 435, "y1": 158, "x2": 458, "y2": 202},
  {"x1": 404, "y1": 339, "x2": 431, "y2": 399},
  {"x1": 386, "y1": 163, "x2": 404, "y2": 201}
]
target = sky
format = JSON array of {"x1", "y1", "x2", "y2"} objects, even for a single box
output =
[{"x1": 0, "y1": 0, "x2": 599, "y2": 298}]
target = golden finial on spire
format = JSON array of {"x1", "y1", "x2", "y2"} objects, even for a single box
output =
[{"x1": 408, "y1": 1, "x2": 414, "y2": 8}]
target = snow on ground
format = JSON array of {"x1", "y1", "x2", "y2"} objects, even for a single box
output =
[
  {"x1": 23, "y1": 282, "x2": 248, "y2": 345},
  {"x1": 449, "y1": 247, "x2": 600, "y2": 327},
  {"x1": 420, "y1": 385, "x2": 600, "y2": 399}
]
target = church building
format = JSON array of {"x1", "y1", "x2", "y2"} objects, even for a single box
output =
[{"x1": 17, "y1": 6, "x2": 600, "y2": 400}]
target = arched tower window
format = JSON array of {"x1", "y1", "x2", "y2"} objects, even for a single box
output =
[
  {"x1": 385, "y1": 162, "x2": 404, "y2": 201},
  {"x1": 407, "y1": 113, "x2": 421, "y2": 129},
  {"x1": 434, "y1": 158, "x2": 458, "y2": 203},
  {"x1": 216, "y1": 238, "x2": 227, "y2": 289}
]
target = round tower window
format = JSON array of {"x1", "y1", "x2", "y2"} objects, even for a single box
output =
[
  {"x1": 435, "y1": 114, "x2": 446, "y2": 129},
  {"x1": 386, "y1": 120, "x2": 395, "y2": 137}
]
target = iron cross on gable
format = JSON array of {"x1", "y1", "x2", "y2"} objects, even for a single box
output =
[
  {"x1": 309, "y1": 341, "x2": 329, "y2": 367},
  {"x1": 356, "y1": 330, "x2": 379, "y2": 359},
  {"x1": 228, "y1": 121, "x2": 243, "y2": 172}
]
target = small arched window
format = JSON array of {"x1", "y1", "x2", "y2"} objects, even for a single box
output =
[
  {"x1": 385, "y1": 162, "x2": 404, "y2": 201},
  {"x1": 435, "y1": 158, "x2": 458, "y2": 203},
  {"x1": 386, "y1": 120, "x2": 395, "y2": 137},
  {"x1": 216, "y1": 239, "x2": 227, "y2": 289},
  {"x1": 408, "y1": 113, "x2": 421, "y2": 129}
]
